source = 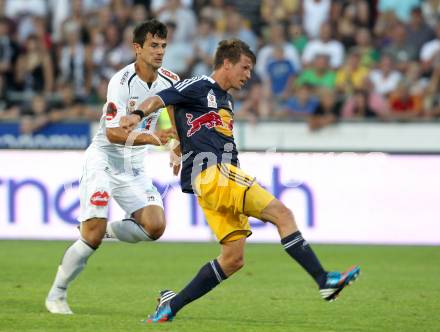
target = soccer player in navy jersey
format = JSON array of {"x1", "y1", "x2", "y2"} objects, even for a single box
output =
[{"x1": 120, "y1": 39, "x2": 360, "y2": 323}]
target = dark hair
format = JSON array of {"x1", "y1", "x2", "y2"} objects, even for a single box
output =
[
  {"x1": 213, "y1": 39, "x2": 256, "y2": 69},
  {"x1": 133, "y1": 19, "x2": 167, "y2": 46}
]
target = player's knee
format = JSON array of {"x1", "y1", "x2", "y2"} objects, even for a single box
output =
[
  {"x1": 137, "y1": 211, "x2": 166, "y2": 241},
  {"x1": 143, "y1": 222, "x2": 165, "y2": 240},
  {"x1": 271, "y1": 201, "x2": 292, "y2": 222},
  {"x1": 87, "y1": 236, "x2": 103, "y2": 248},
  {"x1": 81, "y1": 218, "x2": 106, "y2": 248},
  {"x1": 278, "y1": 205, "x2": 294, "y2": 223},
  {"x1": 276, "y1": 204, "x2": 298, "y2": 231},
  {"x1": 82, "y1": 227, "x2": 105, "y2": 247},
  {"x1": 82, "y1": 231, "x2": 104, "y2": 248}
]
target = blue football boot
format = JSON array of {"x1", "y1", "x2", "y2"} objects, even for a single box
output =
[
  {"x1": 320, "y1": 265, "x2": 360, "y2": 301},
  {"x1": 144, "y1": 290, "x2": 176, "y2": 323}
]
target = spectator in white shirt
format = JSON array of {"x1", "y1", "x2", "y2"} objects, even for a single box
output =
[
  {"x1": 161, "y1": 21, "x2": 193, "y2": 77},
  {"x1": 223, "y1": 9, "x2": 258, "y2": 52},
  {"x1": 151, "y1": 0, "x2": 192, "y2": 16},
  {"x1": 5, "y1": 0, "x2": 48, "y2": 17},
  {"x1": 302, "y1": 23, "x2": 345, "y2": 69},
  {"x1": 158, "y1": 0, "x2": 197, "y2": 42},
  {"x1": 107, "y1": 25, "x2": 136, "y2": 75},
  {"x1": 256, "y1": 23, "x2": 301, "y2": 80},
  {"x1": 368, "y1": 54, "x2": 402, "y2": 96},
  {"x1": 190, "y1": 18, "x2": 221, "y2": 76},
  {"x1": 58, "y1": 21, "x2": 87, "y2": 97},
  {"x1": 130, "y1": 4, "x2": 148, "y2": 24},
  {"x1": 302, "y1": 0, "x2": 331, "y2": 39}
]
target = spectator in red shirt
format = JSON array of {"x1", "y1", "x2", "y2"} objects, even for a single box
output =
[{"x1": 388, "y1": 83, "x2": 423, "y2": 120}]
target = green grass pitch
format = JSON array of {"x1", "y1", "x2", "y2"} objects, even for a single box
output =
[{"x1": 0, "y1": 241, "x2": 439, "y2": 332}]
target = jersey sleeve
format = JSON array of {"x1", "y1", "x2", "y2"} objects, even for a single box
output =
[
  {"x1": 156, "y1": 79, "x2": 202, "y2": 107},
  {"x1": 105, "y1": 75, "x2": 129, "y2": 128}
]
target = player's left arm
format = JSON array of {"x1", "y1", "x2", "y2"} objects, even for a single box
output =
[{"x1": 120, "y1": 83, "x2": 194, "y2": 132}]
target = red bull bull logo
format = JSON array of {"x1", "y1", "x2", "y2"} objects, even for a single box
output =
[{"x1": 186, "y1": 111, "x2": 223, "y2": 137}]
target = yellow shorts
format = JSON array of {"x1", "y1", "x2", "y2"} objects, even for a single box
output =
[{"x1": 194, "y1": 163, "x2": 275, "y2": 243}]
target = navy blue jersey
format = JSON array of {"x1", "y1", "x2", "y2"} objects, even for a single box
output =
[{"x1": 157, "y1": 75, "x2": 239, "y2": 193}]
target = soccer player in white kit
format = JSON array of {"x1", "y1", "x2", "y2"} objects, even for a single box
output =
[{"x1": 45, "y1": 19, "x2": 179, "y2": 314}]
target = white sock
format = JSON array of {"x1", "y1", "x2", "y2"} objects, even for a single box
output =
[
  {"x1": 47, "y1": 239, "x2": 95, "y2": 300},
  {"x1": 106, "y1": 218, "x2": 152, "y2": 243}
]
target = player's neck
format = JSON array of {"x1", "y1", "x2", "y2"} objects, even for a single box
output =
[
  {"x1": 135, "y1": 61, "x2": 158, "y2": 84},
  {"x1": 211, "y1": 71, "x2": 230, "y2": 91}
]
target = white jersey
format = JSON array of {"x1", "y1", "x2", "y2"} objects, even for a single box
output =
[{"x1": 91, "y1": 63, "x2": 180, "y2": 170}]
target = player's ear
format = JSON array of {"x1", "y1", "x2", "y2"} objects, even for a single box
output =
[
  {"x1": 223, "y1": 59, "x2": 232, "y2": 70},
  {"x1": 133, "y1": 43, "x2": 142, "y2": 55}
]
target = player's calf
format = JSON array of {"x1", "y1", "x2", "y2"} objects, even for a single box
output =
[
  {"x1": 106, "y1": 206, "x2": 166, "y2": 243},
  {"x1": 106, "y1": 218, "x2": 156, "y2": 243},
  {"x1": 259, "y1": 199, "x2": 328, "y2": 288},
  {"x1": 217, "y1": 237, "x2": 246, "y2": 276},
  {"x1": 263, "y1": 200, "x2": 361, "y2": 301}
]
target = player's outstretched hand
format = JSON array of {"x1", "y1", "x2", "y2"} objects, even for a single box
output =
[
  {"x1": 169, "y1": 142, "x2": 181, "y2": 176},
  {"x1": 120, "y1": 114, "x2": 141, "y2": 133}
]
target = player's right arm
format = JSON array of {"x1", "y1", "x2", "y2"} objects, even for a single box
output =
[
  {"x1": 105, "y1": 75, "x2": 173, "y2": 145},
  {"x1": 119, "y1": 96, "x2": 165, "y2": 132},
  {"x1": 120, "y1": 79, "x2": 200, "y2": 131},
  {"x1": 106, "y1": 123, "x2": 175, "y2": 146}
]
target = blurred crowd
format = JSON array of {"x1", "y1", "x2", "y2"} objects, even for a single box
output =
[{"x1": 1, "y1": 0, "x2": 440, "y2": 133}]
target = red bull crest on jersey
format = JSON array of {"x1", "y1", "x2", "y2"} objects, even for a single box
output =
[{"x1": 186, "y1": 111, "x2": 223, "y2": 137}]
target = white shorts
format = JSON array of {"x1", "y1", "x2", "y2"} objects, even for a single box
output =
[{"x1": 78, "y1": 147, "x2": 163, "y2": 222}]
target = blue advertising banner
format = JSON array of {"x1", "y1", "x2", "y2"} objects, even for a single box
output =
[
  {"x1": 0, "y1": 122, "x2": 91, "y2": 149},
  {"x1": 1, "y1": 151, "x2": 440, "y2": 244}
]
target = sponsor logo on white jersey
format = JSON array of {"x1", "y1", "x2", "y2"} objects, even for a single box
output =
[{"x1": 90, "y1": 191, "x2": 109, "y2": 206}]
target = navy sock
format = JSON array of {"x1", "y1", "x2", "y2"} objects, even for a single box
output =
[
  {"x1": 281, "y1": 231, "x2": 327, "y2": 288},
  {"x1": 170, "y1": 259, "x2": 227, "y2": 315}
]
